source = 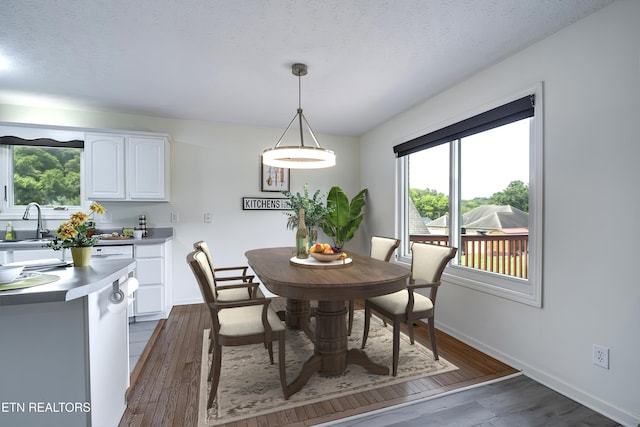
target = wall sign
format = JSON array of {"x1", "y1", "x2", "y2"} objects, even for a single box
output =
[{"x1": 242, "y1": 197, "x2": 291, "y2": 210}]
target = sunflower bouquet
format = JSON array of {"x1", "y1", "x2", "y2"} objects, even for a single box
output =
[{"x1": 46, "y1": 202, "x2": 106, "y2": 250}]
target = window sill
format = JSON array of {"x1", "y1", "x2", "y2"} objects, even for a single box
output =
[
  {"x1": 443, "y1": 268, "x2": 541, "y2": 307},
  {"x1": 0, "y1": 210, "x2": 73, "y2": 222}
]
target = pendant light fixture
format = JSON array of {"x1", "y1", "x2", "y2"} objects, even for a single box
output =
[{"x1": 262, "y1": 63, "x2": 336, "y2": 169}]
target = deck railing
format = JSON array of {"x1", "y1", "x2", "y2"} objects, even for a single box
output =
[{"x1": 409, "y1": 233, "x2": 529, "y2": 279}]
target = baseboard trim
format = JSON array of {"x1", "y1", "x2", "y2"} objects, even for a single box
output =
[{"x1": 435, "y1": 321, "x2": 639, "y2": 427}]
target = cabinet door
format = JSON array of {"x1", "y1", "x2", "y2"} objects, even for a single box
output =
[
  {"x1": 134, "y1": 285, "x2": 164, "y2": 315},
  {"x1": 134, "y1": 254, "x2": 164, "y2": 315},
  {"x1": 127, "y1": 136, "x2": 169, "y2": 200},
  {"x1": 135, "y1": 257, "x2": 163, "y2": 285},
  {"x1": 85, "y1": 133, "x2": 126, "y2": 199}
]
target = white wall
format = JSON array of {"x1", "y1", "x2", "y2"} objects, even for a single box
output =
[
  {"x1": 0, "y1": 107, "x2": 362, "y2": 306},
  {"x1": 1, "y1": 1, "x2": 637, "y2": 423},
  {"x1": 361, "y1": 1, "x2": 639, "y2": 425}
]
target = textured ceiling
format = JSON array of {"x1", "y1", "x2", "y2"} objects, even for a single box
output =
[{"x1": 0, "y1": 0, "x2": 613, "y2": 136}]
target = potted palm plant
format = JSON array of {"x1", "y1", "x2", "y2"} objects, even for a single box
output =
[{"x1": 321, "y1": 186, "x2": 367, "y2": 249}]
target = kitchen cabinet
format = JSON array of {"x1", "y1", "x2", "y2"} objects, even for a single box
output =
[
  {"x1": 85, "y1": 132, "x2": 170, "y2": 201},
  {"x1": 127, "y1": 135, "x2": 169, "y2": 200},
  {"x1": 0, "y1": 260, "x2": 135, "y2": 427},
  {"x1": 84, "y1": 133, "x2": 126, "y2": 199},
  {"x1": 133, "y1": 241, "x2": 172, "y2": 320}
]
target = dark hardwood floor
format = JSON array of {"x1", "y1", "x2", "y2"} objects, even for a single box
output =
[
  {"x1": 119, "y1": 299, "x2": 518, "y2": 427},
  {"x1": 324, "y1": 374, "x2": 622, "y2": 427}
]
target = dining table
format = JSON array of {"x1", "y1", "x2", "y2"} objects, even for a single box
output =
[{"x1": 245, "y1": 247, "x2": 410, "y2": 396}]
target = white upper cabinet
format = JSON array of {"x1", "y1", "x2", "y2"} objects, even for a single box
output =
[
  {"x1": 127, "y1": 136, "x2": 169, "y2": 200},
  {"x1": 86, "y1": 132, "x2": 170, "y2": 201},
  {"x1": 85, "y1": 133, "x2": 126, "y2": 199}
]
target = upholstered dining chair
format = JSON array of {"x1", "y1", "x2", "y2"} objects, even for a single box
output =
[
  {"x1": 361, "y1": 242, "x2": 457, "y2": 376},
  {"x1": 186, "y1": 250, "x2": 289, "y2": 409},
  {"x1": 347, "y1": 236, "x2": 400, "y2": 335},
  {"x1": 193, "y1": 240, "x2": 263, "y2": 301}
]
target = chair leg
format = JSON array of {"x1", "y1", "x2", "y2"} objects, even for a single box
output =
[
  {"x1": 361, "y1": 304, "x2": 371, "y2": 349},
  {"x1": 267, "y1": 342, "x2": 274, "y2": 364},
  {"x1": 208, "y1": 329, "x2": 214, "y2": 353},
  {"x1": 347, "y1": 300, "x2": 355, "y2": 336},
  {"x1": 278, "y1": 336, "x2": 289, "y2": 400},
  {"x1": 407, "y1": 320, "x2": 415, "y2": 345},
  {"x1": 208, "y1": 343, "x2": 222, "y2": 409},
  {"x1": 207, "y1": 335, "x2": 221, "y2": 381},
  {"x1": 392, "y1": 321, "x2": 400, "y2": 377},
  {"x1": 427, "y1": 316, "x2": 438, "y2": 360}
]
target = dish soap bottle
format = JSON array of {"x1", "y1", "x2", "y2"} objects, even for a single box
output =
[
  {"x1": 296, "y1": 208, "x2": 309, "y2": 259},
  {"x1": 5, "y1": 221, "x2": 14, "y2": 240}
]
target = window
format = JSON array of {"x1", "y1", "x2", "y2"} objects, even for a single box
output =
[
  {"x1": 0, "y1": 132, "x2": 85, "y2": 217},
  {"x1": 395, "y1": 86, "x2": 543, "y2": 306}
]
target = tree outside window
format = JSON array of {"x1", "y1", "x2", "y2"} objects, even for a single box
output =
[{"x1": 12, "y1": 146, "x2": 81, "y2": 206}]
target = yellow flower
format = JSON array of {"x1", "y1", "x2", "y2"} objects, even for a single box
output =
[
  {"x1": 90, "y1": 202, "x2": 106, "y2": 215},
  {"x1": 57, "y1": 222, "x2": 78, "y2": 240},
  {"x1": 70, "y1": 211, "x2": 89, "y2": 226},
  {"x1": 46, "y1": 202, "x2": 107, "y2": 251}
]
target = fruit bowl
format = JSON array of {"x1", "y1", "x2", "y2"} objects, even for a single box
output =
[
  {"x1": 0, "y1": 265, "x2": 25, "y2": 284},
  {"x1": 309, "y1": 252, "x2": 343, "y2": 262}
]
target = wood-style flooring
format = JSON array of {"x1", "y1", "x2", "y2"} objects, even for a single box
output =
[
  {"x1": 321, "y1": 375, "x2": 621, "y2": 426},
  {"x1": 119, "y1": 299, "x2": 519, "y2": 426}
]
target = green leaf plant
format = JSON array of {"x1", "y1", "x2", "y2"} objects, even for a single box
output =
[
  {"x1": 282, "y1": 184, "x2": 330, "y2": 230},
  {"x1": 321, "y1": 186, "x2": 367, "y2": 248}
]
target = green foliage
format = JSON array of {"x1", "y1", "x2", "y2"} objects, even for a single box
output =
[
  {"x1": 410, "y1": 188, "x2": 449, "y2": 219},
  {"x1": 410, "y1": 180, "x2": 529, "y2": 218},
  {"x1": 488, "y1": 180, "x2": 528, "y2": 212},
  {"x1": 282, "y1": 184, "x2": 331, "y2": 229},
  {"x1": 321, "y1": 187, "x2": 367, "y2": 248},
  {"x1": 13, "y1": 146, "x2": 81, "y2": 206}
]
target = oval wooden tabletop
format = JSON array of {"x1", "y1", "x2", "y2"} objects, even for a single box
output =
[{"x1": 245, "y1": 247, "x2": 410, "y2": 301}]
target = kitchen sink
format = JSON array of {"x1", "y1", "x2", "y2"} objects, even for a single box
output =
[{"x1": 0, "y1": 238, "x2": 54, "y2": 244}]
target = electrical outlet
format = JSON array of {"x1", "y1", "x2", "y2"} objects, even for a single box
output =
[
  {"x1": 170, "y1": 212, "x2": 179, "y2": 223},
  {"x1": 592, "y1": 344, "x2": 609, "y2": 369},
  {"x1": 204, "y1": 213, "x2": 213, "y2": 223}
]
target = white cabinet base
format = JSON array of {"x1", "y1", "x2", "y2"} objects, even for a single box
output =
[
  {"x1": 132, "y1": 241, "x2": 172, "y2": 320},
  {"x1": 0, "y1": 280, "x2": 131, "y2": 427}
]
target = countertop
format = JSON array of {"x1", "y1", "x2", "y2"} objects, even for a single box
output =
[
  {"x1": 92, "y1": 227, "x2": 173, "y2": 246},
  {"x1": 0, "y1": 227, "x2": 173, "y2": 250},
  {"x1": 0, "y1": 258, "x2": 136, "y2": 306}
]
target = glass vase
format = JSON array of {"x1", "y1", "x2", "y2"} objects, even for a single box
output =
[{"x1": 308, "y1": 228, "x2": 318, "y2": 248}]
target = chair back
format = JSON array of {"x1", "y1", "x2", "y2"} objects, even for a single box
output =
[
  {"x1": 370, "y1": 236, "x2": 400, "y2": 262},
  {"x1": 193, "y1": 240, "x2": 215, "y2": 272},
  {"x1": 410, "y1": 243, "x2": 457, "y2": 284},
  {"x1": 186, "y1": 249, "x2": 217, "y2": 304}
]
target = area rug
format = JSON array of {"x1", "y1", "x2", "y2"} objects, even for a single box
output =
[{"x1": 198, "y1": 312, "x2": 458, "y2": 426}]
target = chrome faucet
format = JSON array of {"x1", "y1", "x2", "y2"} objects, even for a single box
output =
[{"x1": 22, "y1": 202, "x2": 49, "y2": 239}]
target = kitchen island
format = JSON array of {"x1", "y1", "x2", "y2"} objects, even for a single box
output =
[{"x1": 0, "y1": 259, "x2": 136, "y2": 427}]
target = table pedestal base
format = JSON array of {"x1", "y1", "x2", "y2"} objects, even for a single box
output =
[
  {"x1": 285, "y1": 298, "x2": 310, "y2": 329},
  {"x1": 287, "y1": 300, "x2": 389, "y2": 397}
]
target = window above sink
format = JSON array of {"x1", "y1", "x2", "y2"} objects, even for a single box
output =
[{"x1": 0, "y1": 123, "x2": 88, "y2": 221}]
